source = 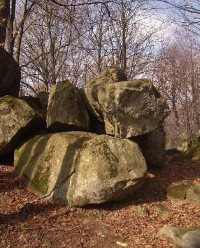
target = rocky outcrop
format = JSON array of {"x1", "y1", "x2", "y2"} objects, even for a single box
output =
[
  {"x1": 47, "y1": 81, "x2": 90, "y2": 131},
  {"x1": 167, "y1": 180, "x2": 200, "y2": 205},
  {"x1": 131, "y1": 125, "x2": 166, "y2": 168},
  {"x1": 0, "y1": 95, "x2": 45, "y2": 157},
  {"x1": 0, "y1": 47, "x2": 21, "y2": 97},
  {"x1": 84, "y1": 68, "x2": 169, "y2": 138},
  {"x1": 14, "y1": 131, "x2": 147, "y2": 206},
  {"x1": 158, "y1": 225, "x2": 200, "y2": 248}
]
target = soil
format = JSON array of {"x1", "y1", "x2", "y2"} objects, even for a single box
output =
[{"x1": 0, "y1": 156, "x2": 200, "y2": 248}]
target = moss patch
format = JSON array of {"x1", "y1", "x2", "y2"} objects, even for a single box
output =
[{"x1": 31, "y1": 164, "x2": 51, "y2": 195}]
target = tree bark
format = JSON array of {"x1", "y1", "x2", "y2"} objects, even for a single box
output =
[
  {"x1": 6, "y1": 0, "x2": 16, "y2": 54},
  {"x1": 0, "y1": 0, "x2": 9, "y2": 47},
  {"x1": 121, "y1": 0, "x2": 127, "y2": 74}
]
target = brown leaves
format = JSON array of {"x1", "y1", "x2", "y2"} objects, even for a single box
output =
[{"x1": 0, "y1": 157, "x2": 200, "y2": 247}]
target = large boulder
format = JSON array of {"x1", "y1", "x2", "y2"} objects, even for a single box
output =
[
  {"x1": 84, "y1": 68, "x2": 169, "y2": 138},
  {"x1": 14, "y1": 131, "x2": 147, "y2": 206},
  {"x1": 131, "y1": 125, "x2": 166, "y2": 168},
  {"x1": 47, "y1": 81, "x2": 90, "y2": 131},
  {"x1": 0, "y1": 47, "x2": 21, "y2": 97},
  {"x1": 0, "y1": 95, "x2": 45, "y2": 157}
]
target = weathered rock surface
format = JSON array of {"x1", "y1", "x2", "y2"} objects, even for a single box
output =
[
  {"x1": 158, "y1": 225, "x2": 200, "y2": 248},
  {"x1": 84, "y1": 68, "x2": 169, "y2": 138},
  {"x1": 14, "y1": 131, "x2": 147, "y2": 206},
  {"x1": 47, "y1": 81, "x2": 90, "y2": 131},
  {"x1": 0, "y1": 47, "x2": 21, "y2": 97},
  {"x1": 86, "y1": 66, "x2": 127, "y2": 86},
  {"x1": 167, "y1": 180, "x2": 200, "y2": 205},
  {"x1": 131, "y1": 125, "x2": 166, "y2": 168},
  {"x1": 0, "y1": 95, "x2": 45, "y2": 157}
]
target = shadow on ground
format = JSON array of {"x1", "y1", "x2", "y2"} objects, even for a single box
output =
[{"x1": 0, "y1": 156, "x2": 199, "y2": 220}]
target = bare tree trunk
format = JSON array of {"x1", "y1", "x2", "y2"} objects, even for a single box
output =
[
  {"x1": 121, "y1": 0, "x2": 127, "y2": 74},
  {"x1": 15, "y1": 0, "x2": 29, "y2": 63},
  {"x1": 45, "y1": 2, "x2": 56, "y2": 85},
  {"x1": 0, "y1": 0, "x2": 9, "y2": 47},
  {"x1": 6, "y1": 0, "x2": 15, "y2": 54}
]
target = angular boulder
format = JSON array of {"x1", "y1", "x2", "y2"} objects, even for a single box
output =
[
  {"x1": 84, "y1": 70, "x2": 169, "y2": 138},
  {"x1": 0, "y1": 95, "x2": 45, "y2": 157},
  {"x1": 47, "y1": 81, "x2": 90, "y2": 131},
  {"x1": 14, "y1": 131, "x2": 147, "y2": 206},
  {"x1": 131, "y1": 125, "x2": 166, "y2": 168},
  {"x1": 0, "y1": 47, "x2": 21, "y2": 97}
]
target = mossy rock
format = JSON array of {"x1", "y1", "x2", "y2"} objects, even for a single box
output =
[
  {"x1": 167, "y1": 180, "x2": 200, "y2": 205},
  {"x1": 0, "y1": 95, "x2": 45, "y2": 157},
  {"x1": 84, "y1": 76, "x2": 169, "y2": 138},
  {"x1": 47, "y1": 80, "x2": 90, "y2": 131},
  {"x1": 14, "y1": 131, "x2": 147, "y2": 206},
  {"x1": 182, "y1": 143, "x2": 200, "y2": 160}
]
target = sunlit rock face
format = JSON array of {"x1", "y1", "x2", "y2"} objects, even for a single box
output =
[
  {"x1": 84, "y1": 67, "x2": 169, "y2": 138},
  {"x1": 14, "y1": 131, "x2": 147, "y2": 206},
  {"x1": 0, "y1": 95, "x2": 44, "y2": 157},
  {"x1": 47, "y1": 80, "x2": 90, "y2": 132}
]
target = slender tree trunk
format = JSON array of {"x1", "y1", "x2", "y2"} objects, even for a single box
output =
[
  {"x1": 171, "y1": 82, "x2": 180, "y2": 134},
  {"x1": 45, "y1": 2, "x2": 56, "y2": 85},
  {"x1": 121, "y1": 0, "x2": 127, "y2": 74},
  {"x1": 15, "y1": 0, "x2": 28, "y2": 63},
  {"x1": 0, "y1": 0, "x2": 9, "y2": 47},
  {"x1": 6, "y1": 0, "x2": 15, "y2": 54}
]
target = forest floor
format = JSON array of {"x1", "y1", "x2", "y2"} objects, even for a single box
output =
[{"x1": 0, "y1": 156, "x2": 200, "y2": 248}]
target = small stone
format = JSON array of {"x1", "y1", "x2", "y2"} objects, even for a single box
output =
[
  {"x1": 116, "y1": 241, "x2": 128, "y2": 247},
  {"x1": 132, "y1": 205, "x2": 150, "y2": 217},
  {"x1": 154, "y1": 203, "x2": 170, "y2": 215},
  {"x1": 181, "y1": 230, "x2": 200, "y2": 248}
]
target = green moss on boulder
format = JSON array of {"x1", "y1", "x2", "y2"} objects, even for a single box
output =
[
  {"x1": 0, "y1": 95, "x2": 45, "y2": 157},
  {"x1": 14, "y1": 131, "x2": 147, "y2": 206},
  {"x1": 47, "y1": 80, "x2": 90, "y2": 131}
]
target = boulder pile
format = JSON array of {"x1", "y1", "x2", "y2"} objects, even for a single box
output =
[{"x1": 0, "y1": 65, "x2": 170, "y2": 206}]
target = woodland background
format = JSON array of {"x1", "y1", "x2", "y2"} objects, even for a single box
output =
[{"x1": 1, "y1": 0, "x2": 200, "y2": 137}]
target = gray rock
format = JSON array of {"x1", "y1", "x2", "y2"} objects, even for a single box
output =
[
  {"x1": 14, "y1": 131, "x2": 147, "y2": 206},
  {"x1": 84, "y1": 68, "x2": 169, "y2": 138},
  {"x1": 181, "y1": 230, "x2": 200, "y2": 248},
  {"x1": 0, "y1": 95, "x2": 44, "y2": 157},
  {"x1": 0, "y1": 47, "x2": 21, "y2": 97},
  {"x1": 47, "y1": 80, "x2": 90, "y2": 131},
  {"x1": 158, "y1": 225, "x2": 200, "y2": 248}
]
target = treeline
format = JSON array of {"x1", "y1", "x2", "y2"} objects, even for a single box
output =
[{"x1": 0, "y1": 0, "x2": 200, "y2": 136}]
